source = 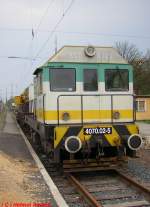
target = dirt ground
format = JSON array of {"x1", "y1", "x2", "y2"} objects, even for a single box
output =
[
  {"x1": 0, "y1": 150, "x2": 39, "y2": 202},
  {"x1": 0, "y1": 111, "x2": 55, "y2": 205}
]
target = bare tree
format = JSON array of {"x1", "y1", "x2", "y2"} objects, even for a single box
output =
[
  {"x1": 115, "y1": 41, "x2": 150, "y2": 95},
  {"x1": 145, "y1": 49, "x2": 150, "y2": 59},
  {"x1": 143, "y1": 49, "x2": 150, "y2": 70},
  {"x1": 115, "y1": 41, "x2": 141, "y2": 63}
]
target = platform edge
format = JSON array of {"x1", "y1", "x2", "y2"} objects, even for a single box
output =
[{"x1": 15, "y1": 120, "x2": 69, "y2": 207}]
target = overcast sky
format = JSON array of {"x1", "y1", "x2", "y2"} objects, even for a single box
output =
[{"x1": 0, "y1": 0, "x2": 150, "y2": 100}]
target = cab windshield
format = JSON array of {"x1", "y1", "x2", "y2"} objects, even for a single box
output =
[
  {"x1": 50, "y1": 68, "x2": 76, "y2": 91},
  {"x1": 105, "y1": 69, "x2": 129, "y2": 91}
]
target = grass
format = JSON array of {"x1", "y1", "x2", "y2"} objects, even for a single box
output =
[
  {"x1": 136, "y1": 120, "x2": 150, "y2": 124},
  {"x1": 142, "y1": 120, "x2": 150, "y2": 124},
  {"x1": 0, "y1": 106, "x2": 6, "y2": 130}
]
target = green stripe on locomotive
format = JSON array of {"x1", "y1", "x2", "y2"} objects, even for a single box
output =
[{"x1": 42, "y1": 62, "x2": 133, "y2": 83}]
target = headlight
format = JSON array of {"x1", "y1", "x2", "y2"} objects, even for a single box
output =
[
  {"x1": 84, "y1": 46, "x2": 96, "y2": 57},
  {"x1": 62, "y1": 112, "x2": 70, "y2": 121},
  {"x1": 113, "y1": 111, "x2": 120, "y2": 119}
]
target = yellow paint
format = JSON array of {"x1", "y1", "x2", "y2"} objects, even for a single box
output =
[
  {"x1": 54, "y1": 124, "x2": 137, "y2": 148},
  {"x1": 100, "y1": 110, "x2": 112, "y2": 119},
  {"x1": 14, "y1": 96, "x2": 24, "y2": 105},
  {"x1": 36, "y1": 109, "x2": 133, "y2": 121},
  {"x1": 83, "y1": 110, "x2": 100, "y2": 119},
  {"x1": 45, "y1": 110, "x2": 57, "y2": 120},
  {"x1": 118, "y1": 110, "x2": 133, "y2": 119},
  {"x1": 105, "y1": 127, "x2": 121, "y2": 146},
  {"x1": 54, "y1": 126, "x2": 69, "y2": 148},
  {"x1": 60, "y1": 110, "x2": 81, "y2": 120},
  {"x1": 78, "y1": 124, "x2": 120, "y2": 146},
  {"x1": 136, "y1": 97, "x2": 150, "y2": 120},
  {"x1": 126, "y1": 124, "x2": 139, "y2": 134},
  {"x1": 36, "y1": 109, "x2": 44, "y2": 121},
  {"x1": 78, "y1": 129, "x2": 91, "y2": 142}
]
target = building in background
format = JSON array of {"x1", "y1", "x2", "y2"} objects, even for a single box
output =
[{"x1": 136, "y1": 95, "x2": 150, "y2": 120}]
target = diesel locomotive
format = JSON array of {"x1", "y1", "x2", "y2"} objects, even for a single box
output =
[{"x1": 15, "y1": 45, "x2": 143, "y2": 170}]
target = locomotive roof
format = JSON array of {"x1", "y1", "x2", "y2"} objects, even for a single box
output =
[
  {"x1": 33, "y1": 45, "x2": 128, "y2": 74},
  {"x1": 47, "y1": 45, "x2": 128, "y2": 64}
]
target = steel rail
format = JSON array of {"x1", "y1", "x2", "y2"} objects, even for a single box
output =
[
  {"x1": 66, "y1": 173, "x2": 103, "y2": 207},
  {"x1": 115, "y1": 169, "x2": 150, "y2": 201}
]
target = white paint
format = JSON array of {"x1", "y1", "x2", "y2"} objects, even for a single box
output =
[
  {"x1": 37, "y1": 81, "x2": 134, "y2": 124},
  {"x1": 48, "y1": 46, "x2": 127, "y2": 64},
  {"x1": 100, "y1": 82, "x2": 133, "y2": 94},
  {"x1": 29, "y1": 83, "x2": 34, "y2": 101},
  {"x1": 83, "y1": 96, "x2": 99, "y2": 110},
  {"x1": 113, "y1": 118, "x2": 134, "y2": 123},
  {"x1": 59, "y1": 96, "x2": 82, "y2": 124},
  {"x1": 113, "y1": 95, "x2": 133, "y2": 110},
  {"x1": 99, "y1": 96, "x2": 111, "y2": 110},
  {"x1": 59, "y1": 96, "x2": 81, "y2": 110},
  {"x1": 43, "y1": 82, "x2": 133, "y2": 95}
]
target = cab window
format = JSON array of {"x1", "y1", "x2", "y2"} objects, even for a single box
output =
[
  {"x1": 105, "y1": 69, "x2": 129, "y2": 91},
  {"x1": 84, "y1": 69, "x2": 98, "y2": 91},
  {"x1": 50, "y1": 68, "x2": 76, "y2": 91}
]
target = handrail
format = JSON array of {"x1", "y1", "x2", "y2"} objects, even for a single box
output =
[{"x1": 57, "y1": 94, "x2": 135, "y2": 125}]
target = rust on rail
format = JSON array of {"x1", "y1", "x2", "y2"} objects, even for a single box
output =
[{"x1": 66, "y1": 173, "x2": 103, "y2": 207}]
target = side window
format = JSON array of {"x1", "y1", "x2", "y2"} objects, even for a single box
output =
[
  {"x1": 136, "y1": 100, "x2": 146, "y2": 112},
  {"x1": 105, "y1": 69, "x2": 129, "y2": 91},
  {"x1": 37, "y1": 73, "x2": 43, "y2": 95},
  {"x1": 84, "y1": 69, "x2": 98, "y2": 91}
]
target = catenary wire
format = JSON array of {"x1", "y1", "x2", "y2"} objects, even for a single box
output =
[{"x1": 33, "y1": 0, "x2": 75, "y2": 60}]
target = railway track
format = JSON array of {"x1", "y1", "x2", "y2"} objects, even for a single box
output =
[
  {"x1": 36, "y1": 150, "x2": 150, "y2": 207},
  {"x1": 23, "y1": 127, "x2": 150, "y2": 207},
  {"x1": 38, "y1": 154, "x2": 150, "y2": 207},
  {"x1": 66, "y1": 170, "x2": 150, "y2": 207}
]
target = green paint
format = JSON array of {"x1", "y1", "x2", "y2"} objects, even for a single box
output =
[
  {"x1": 42, "y1": 67, "x2": 49, "y2": 81},
  {"x1": 41, "y1": 62, "x2": 133, "y2": 83}
]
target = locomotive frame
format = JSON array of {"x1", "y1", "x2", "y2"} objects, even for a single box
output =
[{"x1": 15, "y1": 45, "x2": 143, "y2": 170}]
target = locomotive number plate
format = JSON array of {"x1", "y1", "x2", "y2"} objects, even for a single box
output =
[{"x1": 84, "y1": 127, "x2": 112, "y2": 135}]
